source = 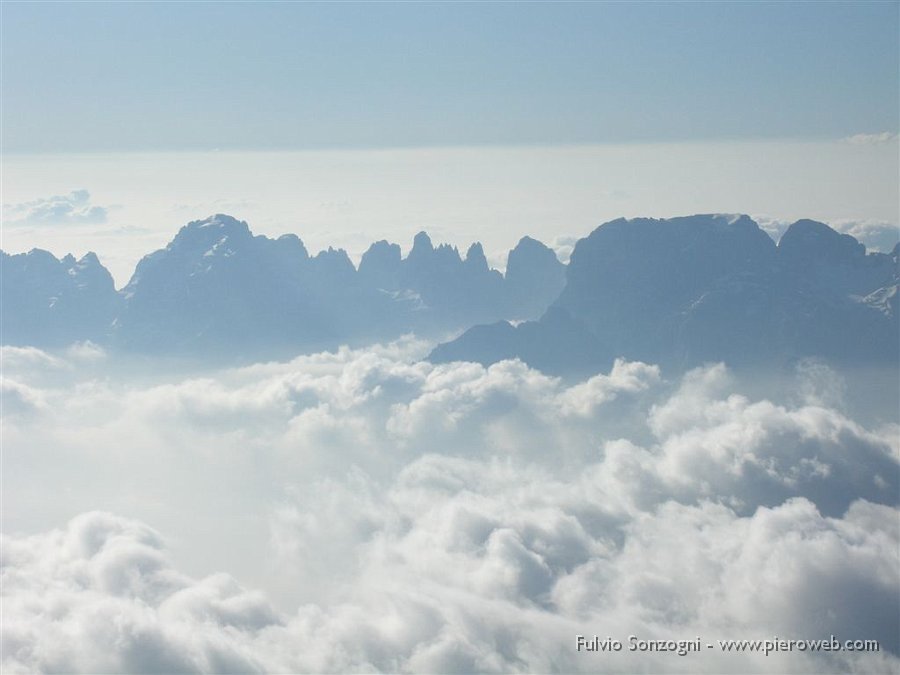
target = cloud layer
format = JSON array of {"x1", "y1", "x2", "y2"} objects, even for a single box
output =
[{"x1": 1, "y1": 343, "x2": 897, "y2": 673}]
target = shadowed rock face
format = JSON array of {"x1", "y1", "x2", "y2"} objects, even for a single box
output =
[
  {"x1": 395, "y1": 231, "x2": 505, "y2": 326},
  {"x1": 358, "y1": 240, "x2": 402, "y2": 291},
  {"x1": 431, "y1": 215, "x2": 899, "y2": 376},
  {"x1": 115, "y1": 215, "x2": 346, "y2": 354},
  {"x1": 2, "y1": 215, "x2": 566, "y2": 360},
  {"x1": 1, "y1": 248, "x2": 121, "y2": 347},
  {"x1": 555, "y1": 214, "x2": 778, "y2": 365},
  {"x1": 778, "y1": 219, "x2": 899, "y2": 296},
  {"x1": 505, "y1": 236, "x2": 567, "y2": 318},
  {"x1": 357, "y1": 232, "x2": 565, "y2": 329}
]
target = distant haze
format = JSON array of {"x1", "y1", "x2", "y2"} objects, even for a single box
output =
[{"x1": 2, "y1": 139, "x2": 898, "y2": 287}]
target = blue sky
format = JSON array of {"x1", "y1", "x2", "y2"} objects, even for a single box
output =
[
  {"x1": 3, "y1": 1, "x2": 898, "y2": 152},
  {"x1": 2, "y1": 2, "x2": 897, "y2": 282}
]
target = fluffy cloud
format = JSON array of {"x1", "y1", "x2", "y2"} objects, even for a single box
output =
[
  {"x1": 2, "y1": 189, "x2": 108, "y2": 225},
  {"x1": 1, "y1": 343, "x2": 897, "y2": 672},
  {"x1": 3, "y1": 496, "x2": 896, "y2": 672},
  {"x1": 1, "y1": 512, "x2": 277, "y2": 673}
]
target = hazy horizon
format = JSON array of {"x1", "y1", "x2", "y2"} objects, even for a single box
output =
[{"x1": 3, "y1": 137, "x2": 898, "y2": 287}]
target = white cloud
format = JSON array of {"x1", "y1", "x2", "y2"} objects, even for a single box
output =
[
  {"x1": 0, "y1": 345, "x2": 66, "y2": 371},
  {"x1": 557, "y1": 359, "x2": 660, "y2": 417},
  {"x1": 831, "y1": 220, "x2": 899, "y2": 253},
  {"x1": 3, "y1": 496, "x2": 896, "y2": 672},
  {"x1": 0, "y1": 377, "x2": 48, "y2": 415},
  {"x1": 64, "y1": 341, "x2": 107, "y2": 362},
  {"x1": 550, "y1": 235, "x2": 579, "y2": 265},
  {"x1": 2, "y1": 189, "x2": 108, "y2": 226},
  {"x1": 0, "y1": 512, "x2": 275, "y2": 673},
  {"x1": 753, "y1": 214, "x2": 899, "y2": 253},
  {"x1": 1, "y1": 344, "x2": 897, "y2": 672},
  {"x1": 842, "y1": 132, "x2": 899, "y2": 146}
]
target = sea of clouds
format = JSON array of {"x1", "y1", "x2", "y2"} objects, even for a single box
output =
[{"x1": 1, "y1": 340, "x2": 898, "y2": 673}]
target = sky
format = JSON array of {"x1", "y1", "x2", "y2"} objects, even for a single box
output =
[
  {"x1": 2, "y1": 2, "x2": 898, "y2": 152},
  {"x1": 1, "y1": 140, "x2": 898, "y2": 287},
  {"x1": 2, "y1": 2, "x2": 898, "y2": 285}
]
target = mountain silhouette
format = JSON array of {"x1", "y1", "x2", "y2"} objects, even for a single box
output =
[
  {"x1": 2, "y1": 215, "x2": 564, "y2": 360},
  {"x1": 1, "y1": 248, "x2": 121, "y2": 347},
  {"x1": 3, "y1": 213, "x2": 897, "y2": 373},
  {"x1": 431, "y1": 215, "x2": 899, "y2": 374}
]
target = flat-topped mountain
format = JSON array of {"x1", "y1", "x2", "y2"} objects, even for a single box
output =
[{"x1": 431, "y1": 214, "x2": 899, "y2": 374}]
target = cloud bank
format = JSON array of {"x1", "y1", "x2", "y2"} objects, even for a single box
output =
[
  {"x1": 2, "y1": 189, "x2": 108, "y2": 225},
  {"x1": 1, "y1": 343, "x2": 897, "y2": 673}
]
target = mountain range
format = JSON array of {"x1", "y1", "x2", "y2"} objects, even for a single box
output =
[
  {"x1": 2, "y1": 214, "x2": 565, "y2": 359},
  {"x1": 432, "y1": 215, "x2": 899, "y2": 374},
  {"x1": 2, "y1": 213, "x2": 897, "y2": 374}
]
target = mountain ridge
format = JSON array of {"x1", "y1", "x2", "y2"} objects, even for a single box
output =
[
  {"x1": 2, "y1": 214, "x2": 565, "y2": 359},
  {"x1": 3, "y1": 213, "x2": 897, "y2": 373},
  {"x1": 431, "y1": 214, "x2": 899, "y2": 374}
]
